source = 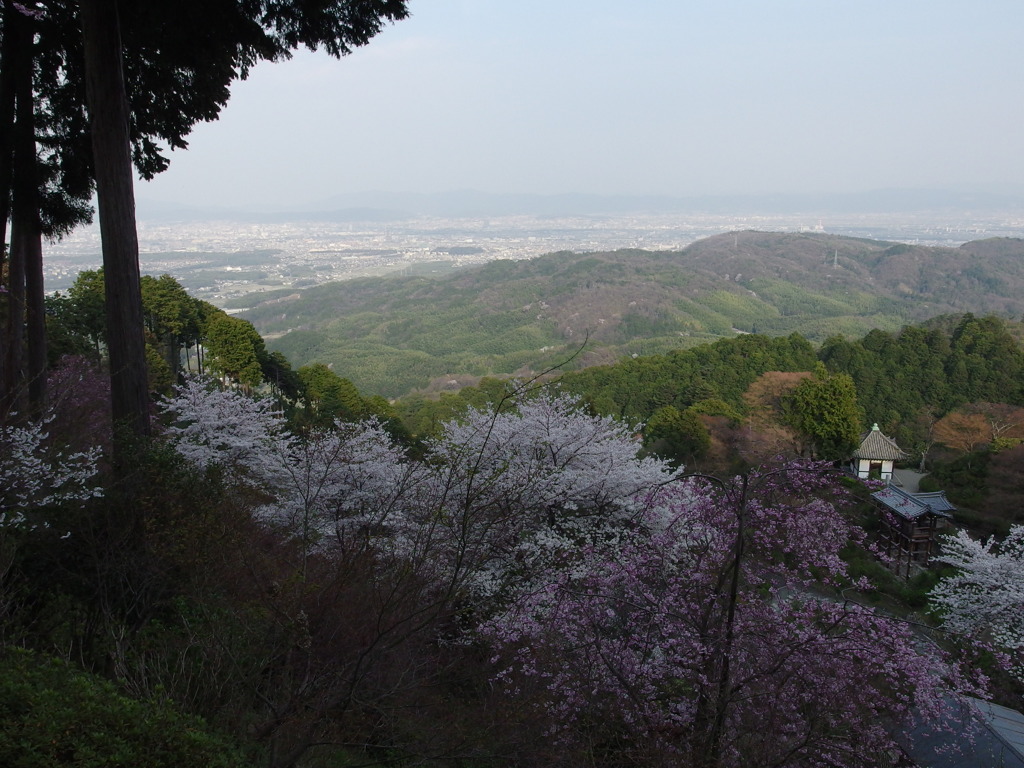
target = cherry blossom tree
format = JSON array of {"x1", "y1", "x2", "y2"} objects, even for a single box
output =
[
  {"x1": 160, "y1": 377, "x2": 413, "y2": 553},
  {"x1": 930, "y1": 526, "x2": 1024, "y2": 681},
  {"x1": 0, "y1": 419, "x2": 102, "y2": 530},
  {"x1": 45, "y1": 355, "x2": 112, "y2": 454},
  {"x1": 160, "y1": 382, "x2": 680, "y2": 592},
  {"x1": 161, "y1": 375, "x2": 291, "y2": 483},
  {"x1": 154, "y1": 380, "x2": 985, "y2": 765},
  {"x1": 423, "y1": 391, "x2": 680, "y2": 601},
  {"x1": 476, "y1": 466, "x2": 974, "y2": 768},
  {"x1": 152, "y1": 377, "x2": 505, "y2": 766},
  {"x1": 430, "y1": 391, "x2": 677, "y2": 521}
]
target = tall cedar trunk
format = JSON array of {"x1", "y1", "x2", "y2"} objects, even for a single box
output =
[
  {"x1": 161, "y1": 331, "x2": 179, "y2": 381},
  {"x1": 79, "y1": 0, "x2": 151, "y2": 440},
  {"x1": 0, "y1": 1, "x2": 30, "y2": 418},
  {"x1": 2, "y1": 218, "x2": 24, "y2": 416},
  {"x1": 22, "y1": 225, "x2": 44, "y2": 416},
  {"x1": 10, "y1": 5, "x2": 46, "y2": 417},
  {"x1": 0, "y1": 0, "x2": 18, "y2": 286}
]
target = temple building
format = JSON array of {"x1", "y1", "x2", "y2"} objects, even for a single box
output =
[{"x1": 851, "y1": 423, "x2": 909, "y2": 481}]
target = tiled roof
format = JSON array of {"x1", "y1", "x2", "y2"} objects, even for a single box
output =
[
  {"x1": 852, "y1": 424, "x2": 910, "y2": 461},
  {"x1": 872, "y1": 485, "x2": 955, "y2": 520},
  {"x1": 975, "y1": 698, "x2": 1024, "y2": 763},
  {"x1": 909, "y1": 491, "x2": 957, "y2": 513},
  {"x1": 900, "y1": 696, "x2": 1024, "y2": 768}
]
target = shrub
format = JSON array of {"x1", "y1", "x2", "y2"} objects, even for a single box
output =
[{"x1": 0, "y1": 648, "x2": 246, "y2": 768}]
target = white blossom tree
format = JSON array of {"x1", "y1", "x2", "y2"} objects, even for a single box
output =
[
  {"x1": 423, "y1": 391, "x2": 680, "y2": 601},
  {"x1": 0, "y1": 420, "x2": 102, "y2": 529},
  {"x1": 161, "y1": 377, "x2": 415, "y2": 551},
  {"x1": 259, "y1": 419, "x2": 421, "y2": 553},
  {"x1": 161, "y1": 383, "x2": 681, "y2": 596},
  {"x1": 930, "y1": 526, "x2": 1024, "y2": 679},
  {"x1": 429, "y1": 391, "x2": 677, "y2": 522},
  {"x1": 161, "y1": 376, "x2": 293, "y2": 486}
]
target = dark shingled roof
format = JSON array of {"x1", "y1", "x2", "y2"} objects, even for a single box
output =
[
  {"x1": 872, "y1": 485, "x2": 955, "y2": 520},
  {"x1": 900, "y1": 696, "x2": 1024, "y2": 768},
  {"x1": 908, "y1": 491, "x2": 957, "y2": 513},
  {"x1": 852, "y1": 424, "x2": 910, "y2": 461}
]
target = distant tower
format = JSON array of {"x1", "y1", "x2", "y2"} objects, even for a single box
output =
[{"x1": 833, "y1": 249, "x2": 838, "y2": 268}]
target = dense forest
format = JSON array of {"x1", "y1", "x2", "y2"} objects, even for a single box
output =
[{"x1": 3, "y1": 260, "x2": 1024, "y2": 766}]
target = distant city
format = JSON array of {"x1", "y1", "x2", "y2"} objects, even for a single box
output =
[{"x1": 44, "y1": 208, "x2": 1024, "y2": 306}]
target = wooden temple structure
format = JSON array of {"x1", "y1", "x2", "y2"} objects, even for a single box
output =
[
  {"x1": 872, "y1": 485, "x2": 955, "y2": 577},
  {"x1": 851, "y1": 424, "x2": 956, "y2": 576}
]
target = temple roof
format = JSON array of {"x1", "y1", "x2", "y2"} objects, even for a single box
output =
[
  {"x1": 872, "y1": 485, "x2": 956, "y2": 520},
  {"x1": 900, "y1": 696, "x2": 1024, "y2": 768},
  {"x1": 852, "y1": 423, "x2": 910, "y2": 461},
  {"x1": 908, "y1": 491, "x2": 957, "y2": 513}
]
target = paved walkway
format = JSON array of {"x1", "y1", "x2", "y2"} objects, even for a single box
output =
[{"x1": 890, "y1": 468, "x2": 926, "y2": 493}]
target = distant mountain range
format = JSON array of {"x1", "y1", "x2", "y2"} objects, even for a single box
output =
[
  {"x1": 237, "y1": 231, "x2": 1024, "y2": 399},
  {"x1": 137, "y1": 187, "x2": 1024, "y2": 222}
]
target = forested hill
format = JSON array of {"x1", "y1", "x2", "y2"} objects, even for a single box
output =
[{"x1": 236, "y1": 232, "x2": 1024, "y2": 398}]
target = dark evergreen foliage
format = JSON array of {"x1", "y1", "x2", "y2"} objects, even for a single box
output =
[
  {"x1": 558, "y1": 332, "x2": 819, "y2": 423},
  {"x1": 0, "y1": 648, "x2": 246, "y2": 768},
  {"x1": 821, "y1": 314, "x2": 1024, "y2": 451}
]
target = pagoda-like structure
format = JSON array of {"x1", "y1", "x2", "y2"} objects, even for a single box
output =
[{"x1": 850, "y1": 423, "x2": 909, "y2": 481}]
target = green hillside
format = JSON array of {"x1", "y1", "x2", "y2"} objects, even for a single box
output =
[{"x1": 236, "y1": 232, "x2": 1024, "y2": 398}]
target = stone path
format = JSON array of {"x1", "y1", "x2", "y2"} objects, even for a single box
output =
[{"x1": 890, "y1": 468, "x2": 926, "y2": 493}]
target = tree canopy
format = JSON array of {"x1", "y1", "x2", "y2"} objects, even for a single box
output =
[
  {"x1": 783, "y1": 362, "x2": 861, "y2": 459},
  {"x1": 643, "y1": 404, "x2": 711, "y2": 466}
]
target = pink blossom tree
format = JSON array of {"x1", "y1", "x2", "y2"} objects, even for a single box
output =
[
  {"x1": 476, "y1": 466, "x2": 975, "y2": 767},
  {"x1": 45, "y1": 355, "x2": 113, "y2": 454}
]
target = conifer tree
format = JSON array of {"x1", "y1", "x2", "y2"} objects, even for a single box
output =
[{"x1": 783, "y1": 362, "x2": 861, "y2": 459}]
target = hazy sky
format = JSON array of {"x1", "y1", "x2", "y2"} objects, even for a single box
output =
[{"x1": 140, "y1": 0, "x2": 1024, "y2": 210}]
